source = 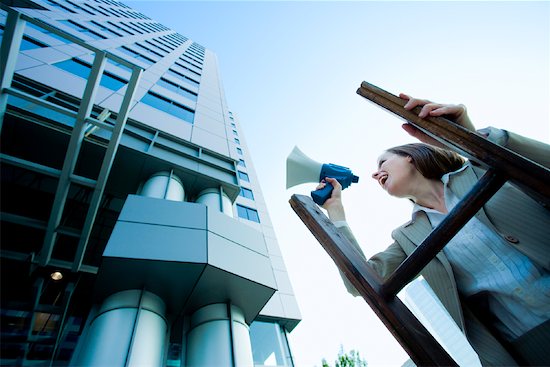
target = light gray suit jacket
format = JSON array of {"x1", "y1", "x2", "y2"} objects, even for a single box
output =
[{"x1": 338, "y1": 129, "x2": 550, "y2": 366}]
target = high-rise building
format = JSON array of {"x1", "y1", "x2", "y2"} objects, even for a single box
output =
[{"x1": 0, "y1": 1, "x2": 301, "y2": 365}]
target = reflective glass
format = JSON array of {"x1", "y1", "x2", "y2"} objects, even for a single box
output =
[
  {"x1": 170, "y1": 103, "x2": 195, "y2": 123},
  {"x1": 20, "y1": 36, "x2": 47, "y2": 50},
  {"x1": 238, "y1": 171, "x2": 249, "y2": 182},
  {"x1": 141, "y1": 92, "x2": 194, "y2": 123},
  {"x1": 236, "y1": 204, "x2": 248, "y2": 220},
  {"x1": 53, "y1": 59, "x2": 125, "y2": 90},
  {"x1": 249, "y1": 321, "x2": 292, "y2": 366},
  {"x1": 100, "y1": 73, "x2": 126, "y2": 90},
  {"x1": 54, "y1": 59, "x2": 90, "y2": 79},
  {"x1": 248, "y1": 209, "x2": 260, "y2": 223},
  {"x1": 25, "y1": 23, "x2": 69, "y2": 44},
  {"x1": 156, "y1": 79, "x2": 197, "y2": 102},
  {"x1": 240, "y1": 187, "x2": 254, "y2": 200},
  {"x1": 236, "y1": 204, "x2": 260, "y2": 223}
]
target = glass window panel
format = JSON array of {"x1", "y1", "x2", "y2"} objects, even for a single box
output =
[
  {"x1": 238, "y1": 171, "x2": 249, "y2": 182},
  {"x1": 247, "y1": 209, "x2": 260, "y2": 223},
  {"x1": 157, "y1": 78, "x2": 181, "y2": 94},
  {"x1": 240, "y1": 187, "x2": 254, "y2": 200},
  {"x1": 60, "y1": 20, "x2": 86, "y2": 32},
  {"x1": 236, "y1": 204, "x2": 260, "y2": 223},
  {"x1": 141, "y1": 92, "x2": 173, "y2": 112},
  {"x1": 100, "y1": 73, "x2": 126, "y2": 91},
  {"x1": 7, "y1": 95, "x2": 76, "y2": 126},
  {"x1": 20, "y1": 36, "x2": 48, "y2": 50},
  {"x1": 140, "y1": 92, "x2": 194, "y2": 123},
  {"x1": 170, "y1": 103, "x2": 195, "y2": 123},
  {"x1": 250, "y1": 321, "x2": 291, "y2": 366},
  {"x1": 117, "y1": 46, "x2": 140, "y2": 58},
  {"x1": 106, "y1": 58, "x2": 133, "y2": 73},
  {"x1": 25, "y1": 23, "x2": 68, "y2": 44},
  {"x1": 53, "y1": 59, "x2": 90, "y2": 79},
  {"x1": 236, "y1": 204, "x2": 248, "y2": 220}
]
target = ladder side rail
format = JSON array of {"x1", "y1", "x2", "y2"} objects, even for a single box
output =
[
  {"x1": 289, "y1": 194, "x2": 458, "y2": 367},
  {"x1": 356, "y1": 81, "x2": 550, "y2": 205},
  {"x1": 381, "y1": 169, "x2": 507, "y2": 298}
]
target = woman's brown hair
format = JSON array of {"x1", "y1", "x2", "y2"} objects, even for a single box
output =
[{"x1": 386, "y1": 143, "x2": 466, "y2": 180}]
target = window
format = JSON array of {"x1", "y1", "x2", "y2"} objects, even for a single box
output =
[
  {"x1": 66, "y1": 1, "x2": 95, "y2": 15},
  {"x1": 59, "y1": 20, "x2": 106, "y2": 40},
  {"x1": 117, "y1": 46, "x2": 154, "y2": 66},
  {"x1": 239, "y1": 187, "x2": 254, "y2": 200},
  {"x1": 107, "y1": 21, "x2": 133, "y2": 35},
  {"x1": 140, "y1": 92, "x2": 195, "y2": 123},
  {"x1": 236, "y1": 204, "x2": 260, "y2": 223},
  {"x1": 45, "y1": 0, "x2": 76, "y2": 13},
  {"x1": 236, "y1": 147, "x2": 243, "y2": 155},
  {"x1": 250, "y1": 321, "x2": 293, "y2": 366},
  {"x1": 144, "y1": 39, "x2": 170, "y2": 54},
  {"x1": 88, "y1": 21, "x2": 122, "y2": 37},
  {"x1": 232, "y1": 129, "x2": 238, "y2": 136},
  {"x1": 180, "y1": 55, "x2": 202, "y2": 70},
  {"x1": 25, "y1": 23, "x2": 69, "y2": 44},
  {"x1": 238, "y1": 159, "x2": 246, "y2": 167},
  {"x1": 106, "y1": 58, "x2": 132, "y2": 73},
  {"x1": 53, "y1": 58, "x2": 127, "y2": 91},
  {"x1": 237, "y1": 171, "x2": 249, "y2": 182},
  {"x1": 156, "y1": 78, "x2": 198, "y2": 102},
  {"x1": 234, "y1": 138, "x2": 240, "y2": 145},
  {"x1": 166, "y1": 68, "x2": 200, "y2": 87},
  {"x1": 20, "y1": 36, "x2": 48, "y2": 50},
  {"x1": 136, "y1": 43, "x2": 163, "y2": 58}
]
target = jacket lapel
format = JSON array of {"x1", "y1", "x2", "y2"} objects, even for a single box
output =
[{"x1": 447, "y1": 164, "x2": 494, "y2": 225}]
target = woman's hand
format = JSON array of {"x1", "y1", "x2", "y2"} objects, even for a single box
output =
[
  {"x1": 316, "y1": 177, "x2": 346, "y2": 222},
  {"x1": 399, "y1": 93, "x2": 476, "y2": 147}
]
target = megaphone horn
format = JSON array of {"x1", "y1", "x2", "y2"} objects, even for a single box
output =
[
  {"x1": 286, "y1": 146, "x2": 359, "y2": 205},
  {"x1": 286, "y1": 146, "x2": 324, "y2": 189}
]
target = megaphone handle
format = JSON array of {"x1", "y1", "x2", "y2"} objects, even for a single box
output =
[{"x1": 310, "y1": 184, "x2": 333, "y2": 205}]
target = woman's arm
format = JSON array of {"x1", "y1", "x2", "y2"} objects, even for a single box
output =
[
  {"x1": 400, "y1": 94, "x2": 550, "y2": 168},
  {"x1": 318, "y1": 178, "x2": 407, "y2": 296}
]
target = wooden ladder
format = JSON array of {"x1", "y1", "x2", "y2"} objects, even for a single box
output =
[{"x1": 289, "y1": 81, "x2": 550, "y2": 366}]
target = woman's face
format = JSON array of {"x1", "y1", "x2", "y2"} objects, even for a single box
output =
[{"x1": 371, "y1": 151, "x2": 419, "y2": 197}]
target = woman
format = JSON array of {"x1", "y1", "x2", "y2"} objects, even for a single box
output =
[{"x1": 319, "y1": 94, "x2": 550, "y2": 366}]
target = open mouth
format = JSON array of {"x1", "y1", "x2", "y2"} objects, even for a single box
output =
[{"x1": 378, "y1": 174, "x2": 388, "y2": 187}]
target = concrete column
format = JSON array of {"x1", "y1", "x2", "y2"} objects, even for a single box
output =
[
  {"x1": 186, "y1": 303, "x2": 253, "y2": 366},
  {"x1": 139, "y1": 171, "x2": 185, "y2": 201},
  {"x1": 72, "y1": 290, "x2": 167, "y2": 367},
  {"x1": 195, "y1": 187, "x2": 233, "y2": 217}
]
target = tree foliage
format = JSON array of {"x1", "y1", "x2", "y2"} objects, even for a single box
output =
[{"x1": 321, "y1": 345, "x2": 368, "y2": 367}]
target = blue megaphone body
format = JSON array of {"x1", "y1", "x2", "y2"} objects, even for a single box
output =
[
  {"x1": 286, "y1": 146, "x2": 359, "y2": 205},
  {"x1": 311, "y1": 163, "x2": 359, "y2": 205}
]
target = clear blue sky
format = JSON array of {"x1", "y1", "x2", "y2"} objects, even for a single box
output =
[{"x1": 127, "y1": 1, "x2": 549, "y2": 366}]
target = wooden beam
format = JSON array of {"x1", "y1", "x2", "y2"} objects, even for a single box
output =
[
  {"x1": 289, "y1": 194, "x2": 458, "y2": 367},
  {"x1": 356, "y1": 81, "x2": 550, "y2": 206}
]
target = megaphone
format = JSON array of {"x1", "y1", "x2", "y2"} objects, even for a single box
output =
[{"x1": 286, "y1": 146, "x2": 359, "y2": 205}]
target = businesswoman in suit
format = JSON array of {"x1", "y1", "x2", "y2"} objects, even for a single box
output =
[{"x1": 319, "y1": 94, "x2": 550, "y2": 366}]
